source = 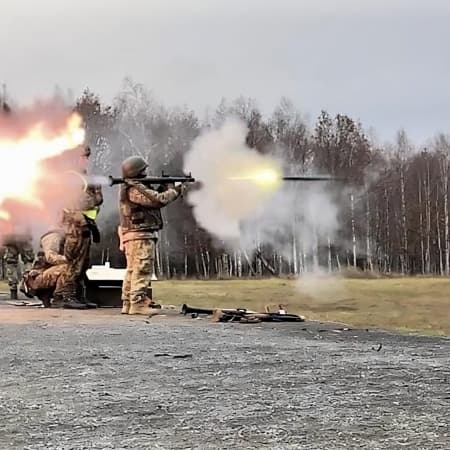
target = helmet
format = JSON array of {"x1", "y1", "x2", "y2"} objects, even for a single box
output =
[{"x1": 122, "y1": 156, "x2": 148, "y2": 178}]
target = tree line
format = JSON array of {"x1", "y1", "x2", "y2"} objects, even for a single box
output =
[{"x1": 75, "y1": 79, "x2": 450, "y2": 278}]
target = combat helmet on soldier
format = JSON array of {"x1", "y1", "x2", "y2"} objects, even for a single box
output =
[
  {"x1": 119, "y1": 156, "x2": 164, "y2": 233},
  {"x1": 121, "y1": 156, "x2": 148, "y2": 178},
  {"x1": 118, "y1": 155, "x2": 183, "y2": 316}
]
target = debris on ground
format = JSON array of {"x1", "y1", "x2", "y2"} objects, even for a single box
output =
[{"x1": 181, "y1": 303, "x2": 305, "y2": 323}]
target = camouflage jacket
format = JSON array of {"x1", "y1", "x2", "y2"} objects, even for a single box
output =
[
  {"x1": 40, "y1": 229, "x2": 66, "y2": 266},
  {"x1": 120, "y1": 182, "x2": 180, "y2": 243}
]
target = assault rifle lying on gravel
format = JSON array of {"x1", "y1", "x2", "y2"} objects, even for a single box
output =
[{"x1": 181, "y1": 304, "x2": 305, "y2": 323}]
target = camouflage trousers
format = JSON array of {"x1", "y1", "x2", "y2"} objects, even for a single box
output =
[
  {"x1": 4, "y1": 242, "x2": 35, "y2": 290},
  {"x1": 122, "y1": 239, "x2": 155, "y2": 304},
  {"x1": 23, "y1": 264, "x2": 67, "y2": 300},
  {"x1": 59, "y1": 222, "x2": 91, "y2": 301}
]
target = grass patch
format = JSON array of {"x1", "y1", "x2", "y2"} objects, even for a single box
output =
[
  {"x1": 2, "y1": 277, "x2": 448, "y2": 336},
  {"x1": 154, "y1": 277, "x2": 450, "y2": 336}
]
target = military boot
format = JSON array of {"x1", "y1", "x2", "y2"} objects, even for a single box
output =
[
  {"x1": 77, "y1": 284, "x2": 97, "y2": 309},
  {"x1": 51, "y1": 294, "x2": 65, "y2": 308},
  {"x1": 80, "y1": 298, "x2": 98, "y2": 309},
  {"x1": 128, "y1": 296, "x2": 152, "y2": 315},
  {"x1": 129, "y1": 295, "x2": 163, "y2": 316},
  {"x1": 10, "y1": 288, "x2": 18, "y2": 300},
  {"x1": 121, "y1": 300, "x2": 130, "y2": 314},
  {"x1": 39, "y1": 293, "x2": 52, "y2": 308},
  {"x1": 63, "y1": 299, "x2": 88, "y2": 310},
  {"x1": 59, "y1": 289, "x2": 87, "y2": 310}
]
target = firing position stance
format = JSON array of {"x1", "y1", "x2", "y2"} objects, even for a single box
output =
[{"x1": 118, "y1": 156, "x2": 185, "y2": 315}]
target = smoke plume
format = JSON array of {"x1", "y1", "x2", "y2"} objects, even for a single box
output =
[
  {"x1": 184, "y1": 118, "x2": 283, "y2": 239},
  {"x1": 184, "y1": 118, "x2": 341, "y2": 263}
]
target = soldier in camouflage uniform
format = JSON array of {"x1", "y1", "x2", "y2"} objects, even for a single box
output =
[
  {"x1": 21, "y1": 228, "x2": 71, "y2": 308},
  {"x1": 21, "y1": 258, "x2": 66, "y2": 308},
  {"x1": 23, "y1": 146, "x2": 103, "y2": 309},
  {"x1": 20, "y1": 228, "x2": 67, "y2": 308},
  {"x1": 3, "y1": 229, "x2": 35, "y2": 299},
  {"x1": 59, "y1": 146, "x2": 103, "y2": 309},
  {"x1": 119, "y1": 156, "x2": 185, "y2": 315}
]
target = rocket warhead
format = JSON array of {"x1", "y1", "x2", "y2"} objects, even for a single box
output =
[{"x1": 227, "y1": 169, "x2": 341, "y2": 187}]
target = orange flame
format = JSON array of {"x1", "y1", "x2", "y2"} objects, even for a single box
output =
[{"x1": 0, "y1": 113, "x2": 85, "y2": 216}]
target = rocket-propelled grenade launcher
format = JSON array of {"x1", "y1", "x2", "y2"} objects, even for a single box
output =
[
  {"x1": 108, "y1": 171, "x2": 340, "y2": 187},
  {"x1": 109, "y1": 172, "x2": 196, "y2": 186}
]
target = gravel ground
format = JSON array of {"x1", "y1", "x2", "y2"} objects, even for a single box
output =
[{"x1": 0, "y1": 303, "x2": 449, "y2": 450}]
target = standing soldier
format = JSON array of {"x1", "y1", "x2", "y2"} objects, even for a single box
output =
[
  {"x1": 118, "y1": 156, "x2": 185, "y2": 315},
  {"x1": 60, "y1": 146, "x2": 103, "y2": 309},
  {"x1": 3, "y1": 227, "x2": 35, "y2": 299}
]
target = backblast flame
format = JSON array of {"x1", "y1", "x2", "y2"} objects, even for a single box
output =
[{"x1": 0, "y1": 112, "x2": 85, "y2": 217}]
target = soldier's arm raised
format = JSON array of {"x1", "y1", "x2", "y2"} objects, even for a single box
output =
[{"x1": 127, "y1": 182, "x2": 180, "y2": 208}]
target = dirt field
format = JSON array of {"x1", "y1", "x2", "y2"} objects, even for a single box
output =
[{"x1": 0, "y1": 301, "x2": 449, "y2": 450}]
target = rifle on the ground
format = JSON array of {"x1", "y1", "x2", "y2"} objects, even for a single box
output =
[{"x1": 181, "y1": 304, "x2": 304, "y2": 323}]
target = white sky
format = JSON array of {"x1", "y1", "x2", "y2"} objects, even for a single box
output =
[{"x1": 2, "y1": 0, "x2": 450, "y2": 142}]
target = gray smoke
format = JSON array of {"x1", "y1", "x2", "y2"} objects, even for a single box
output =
[
  {"x1": 184, "y1": 118, "x2": 284, "y2": 239},
  {"x1": 184, "y1": 117, "x2": 341, "y2": 265}
]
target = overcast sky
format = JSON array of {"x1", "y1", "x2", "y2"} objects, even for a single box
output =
[{"x1": 1, "y1": 0, "x2": 450, "y2": 143}]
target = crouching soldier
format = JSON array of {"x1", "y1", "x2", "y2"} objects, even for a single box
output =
[
  {"x1": 119, "y1": 156, "x2": 185, "y2": 315},
  {"x1": 21, "y1": 255, "x2": 67, "y2": 308},
  {"x1": 20, "y1": 228, "x2": 95, "y2": 309}
]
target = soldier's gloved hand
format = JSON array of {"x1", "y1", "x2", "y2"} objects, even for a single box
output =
[{"x1": 176, "y1": 183, "x2": 188, "y2": 197}]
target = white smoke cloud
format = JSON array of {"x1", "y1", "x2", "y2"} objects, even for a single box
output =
[
  {"x1": 184, "y1": 117, "x2": 341, "y2": 266},
  {"x1": 184, "y1": 117, "x2": 283, "y2": 239}
]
